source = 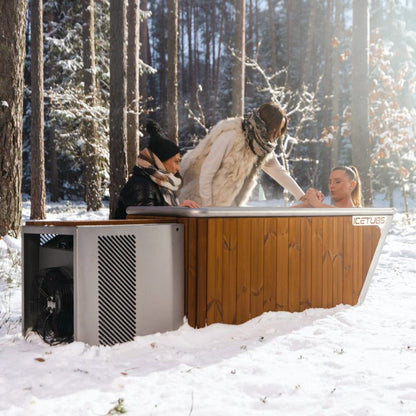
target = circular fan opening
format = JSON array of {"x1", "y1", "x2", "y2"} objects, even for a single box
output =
[{"x1": 30, "y1": 267, "x2": 74, "y2": 345}]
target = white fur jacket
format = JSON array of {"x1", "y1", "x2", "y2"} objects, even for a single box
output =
[{"x1": 179, "y1": 117, "x2": 304, "y2": 206}]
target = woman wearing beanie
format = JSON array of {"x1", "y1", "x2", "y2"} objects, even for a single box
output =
[
  {"x1": 114, "y1": 120, "x2": 199, "y2": 219},
  {"x1": 178, "y1": 102, "x2": 305, "y2": 206}
]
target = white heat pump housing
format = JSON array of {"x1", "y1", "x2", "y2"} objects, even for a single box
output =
[{"x1": 22, "y1": 223, "x2": 184, "y2": 346}]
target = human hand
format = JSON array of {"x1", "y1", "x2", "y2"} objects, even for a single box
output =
[
  {"x1": 179, "y1": 199, "x2": 200, "y2": 208},
  {"x1": 304, "y1": 188, "x2": 324, "y2": 207}
]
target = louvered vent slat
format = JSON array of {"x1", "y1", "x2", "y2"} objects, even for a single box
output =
[
  {"x1": 39, "y1": 234, "x2": 57, "y2": 246},
  {"x1": 97, "y1": 234, "x2": 137, "y2": 345}
]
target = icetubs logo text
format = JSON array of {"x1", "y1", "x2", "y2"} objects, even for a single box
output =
[{"x1": 352, "y1": 216, "x2": 387, "y2": 227}]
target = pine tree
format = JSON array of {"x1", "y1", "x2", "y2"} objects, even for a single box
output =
[
  {"x1": 127, "y1": 0, "x2": 140, "y2": 173},
  {"x1": 0, "y1": 0, "x2": 27, "y2": 237},
  {"x1": 30, "y1": 0, "x2": 46, "y2": 219},
  {"x1": 109, "y1": 0, "x2": 127, "y2": 218},
  {"x1": 352, "y1": 0, "x2": 372, "y2": 206},
  {"x1": 231, "y1": 0, "x2": 245, "y2": 116},
  {"x1": 167, "y1": 0, "x2": 179, "y2": 142},
  {"x1": 83, "y1": 0, "x2": 102, "y2": 211}
]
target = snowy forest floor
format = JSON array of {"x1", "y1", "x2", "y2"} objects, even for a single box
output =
[{"x1": 0, "y1": 195, "x2": 415, "y2": 415}]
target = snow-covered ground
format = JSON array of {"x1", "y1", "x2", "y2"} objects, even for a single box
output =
[{"x1": 0, "y1": 196, "x2": 415, "y2": 415}]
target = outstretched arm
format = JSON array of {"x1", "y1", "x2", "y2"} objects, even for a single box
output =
[{"x1": 262, "y1": 155, "x2": 305, "y2": 200}]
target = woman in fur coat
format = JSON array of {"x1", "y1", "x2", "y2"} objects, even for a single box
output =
[{"x1": 178, "y1": 102, "x2": 305, "y2": 206}]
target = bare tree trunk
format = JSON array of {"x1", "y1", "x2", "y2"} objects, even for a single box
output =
[
  {"x1": 301, "y1": 0, "x2": 317, "y2": 86},
  {"x1": 319, "y1": 0, "x2": 334, "y2": 194},
  {"x1": 267, "y1": 0, "x2": 278, "y2": 72},
  {"x1": 140, "y1": 0, "x2": 149, "y2": 125},
  {"x1": 193, "y1": 6, "x2": 200, "y2": 112},
  {"x1": 247, "y1": 0, "x2": 260, "y2": 100},
  {"x1": 167, "y1": 0, "x2": 179, "y2": 143},
  {"x1": 213, "y1": 2, "x2": 226, "y2": 121},
  {"x1": 49, "y1": 122, "x2": 59, "y2": 201},
  {"x1": 352, "y1": 0, "x2": 372, "y2": 206},
  {"x1": 210, "y1": 0, "x2": 217, "y2": 119},
  {"x1": 185, "y1": 0, "x2": 195, "y2": 122},
  {"x1": 30, "y1": 0, "x2": 46, "y2": 220},
  {"x1": 246, "y1": 0, "x2": 254, "y2": 99},
  {"x1": 254, "y1": 0, "x2": 259, "y2": 55},
  {"x1": 203, "y1": 4, "x2": 211, "y2": 114},
  {"x1": 109, "y1": 0, "x2": 128, "y2": 218},
  {"x1": 0, "y1": 0, "x2": 26, "y2": 237},
  {"x1": 231, "y1": 0, "x2": 245, "y2": 117},
  {"x1": 44, "y1": 7, "x2": 58, "y2": 203},
  {"x1": 284, "y1": 0, "x2": 293, "y2": 84},
  {"x1": 331, "y1": 0, "x2": 341, "y2": 167},
  {"x1": 158, "y1": 0, "x2": 168, "y2": 122},
  {"x1": 83, "y1": 0, "x2": 102, "y2": 211},
  {"x1": 179, "y1": 4, "x2": 185, "y2": 109},
  {"x1": 127, "y1": 0, "x2": 140, "y2": 171}
]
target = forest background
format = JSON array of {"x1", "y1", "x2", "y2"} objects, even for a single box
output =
[{"x1": 0, "y1": 0, "x2": 415, "y2": 238}]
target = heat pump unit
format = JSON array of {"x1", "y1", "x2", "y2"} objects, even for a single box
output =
[{"x1": 22, "y1": 223, "x2": 184, "y2": 346}]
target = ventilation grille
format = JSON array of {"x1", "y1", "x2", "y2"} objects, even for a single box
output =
[
  {"x1": 97, "y1": 235, "x2": 137, "y2": 346},
  {"x1": 40, "y1": 234, "x2": 57, "y2": 246}
]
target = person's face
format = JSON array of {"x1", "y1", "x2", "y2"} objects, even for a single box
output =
[
  {"x1": 328, "y1": 170, "x2": 356, "y2": 202},
  {"x1": 163, "y1": 153, "x2": 181, "y2": 175}
]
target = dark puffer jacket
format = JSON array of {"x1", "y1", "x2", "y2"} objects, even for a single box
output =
[{"x1": 114, "y1": 166, "x2": 166, "y2": 219}]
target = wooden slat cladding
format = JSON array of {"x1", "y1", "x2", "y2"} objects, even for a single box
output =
[
  {"x1": 276, "y1": 217, "x2": 289, "y2": 311},
  {"x1": 299, "y1": 217, "x2": 312, "y2": 311},
  {"x1": 180, "y1": 217, "x2": 208, "y2": 329},
  {"x1": 236, "y1": 218, "x2": 251, "y2": 324},
  {"x1": 184, "y1": 216, "x2": 381, "y2": 328}
]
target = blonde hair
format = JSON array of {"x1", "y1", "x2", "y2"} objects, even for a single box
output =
[{"x1": 332, "y1": 166, "x2": 362, "y2": 207}]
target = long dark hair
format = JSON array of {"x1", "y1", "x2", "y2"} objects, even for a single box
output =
[
  {"x1": 332, "y1": 166, "x2": 362, "y2": 207},
  {"x1": 258, "y1": 102, "x2": 288, "y2": 141}
]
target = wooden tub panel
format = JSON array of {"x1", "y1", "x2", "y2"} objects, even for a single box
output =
[
  {"x1": 222, "y1": 218, "x2": 238, "y2": 324},
  {"x1": 264, "y1": 218, "x2": 278, "y2": 313},
  {"x1": 300, "y1": 217, "x2": 312, "y2": 311},
  {"x1": 193, "y1": 216, "x2": 381, "y2": 327},
  {"x1": 184, "y1": 218, "x2": 197, "y2": 326},
  {"x1": 206, "y1": 218, "x2": 224, "y2": 324},
  {"x1": 250, "y1": 219, "x2": 265, "y2": 319},
  {"x1": 352, "y1": 225, "x2": 363, "y2": 304},
  {"x1": 288, "y1": 217, "x2": 302, "y2": 312},
  {"x1": 332, "y1": 217, "x2": 344, "y2": 306},
  {"x1": 342, "y1": 216, "x2": 354, "y2": 305},
  {"x1": 322, "y1": 218, "x2": 334, "y2": 308},
  {"x1": 276, "y1": 217, "x2": 289, "y2": 311},
  {"x1": 195, "y1": 219, "x2": 208, "y2": 328},
  {"x1": 311, "y1": 217, "x2": 324, "y2": 308},
  {"x1": 236, "y1": 218, "x2": 251, "y2": 324}
]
